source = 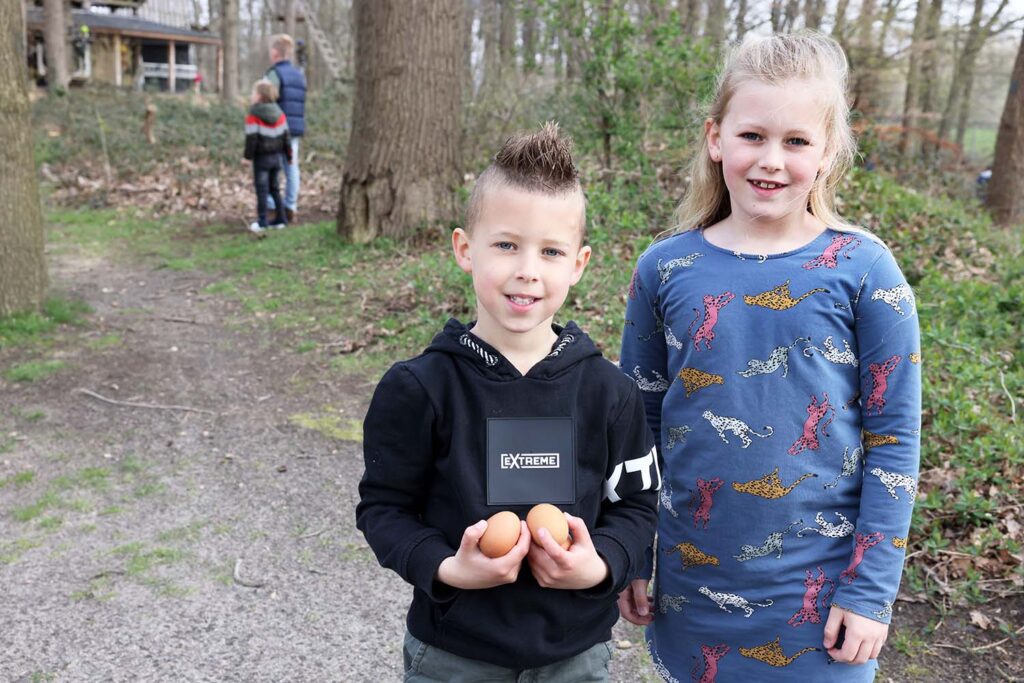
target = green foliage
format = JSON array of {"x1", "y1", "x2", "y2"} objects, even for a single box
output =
[{"x1": 0, "y1": 297, "x2": 91, "y2": 351}]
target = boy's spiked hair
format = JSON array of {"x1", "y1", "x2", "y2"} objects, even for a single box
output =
[
  {"x1": 252, "y1": 78, "x2": 278, "y2": 103},
  {"x1": 465, "y1": 122, "x2": 586, "y2": 238}
]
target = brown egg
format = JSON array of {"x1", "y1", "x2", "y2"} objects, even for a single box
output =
[
  {"x1": 526, "y1": 503, "x2": 571, "y2": 549},
  {"x1": 479, "y1": 511, "x2": 522, "y2": 558}
]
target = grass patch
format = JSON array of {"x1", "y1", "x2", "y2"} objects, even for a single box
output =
[
  {"x1": 289, "y1": 411, "x2": 363, "y2": 442},
  {"x1": 87, "y1": 333, "x2": 122, "y2": 349},
  {"x1": 0, "y1": 296, "x2": 91, "y2": 350},
  {"x1": 0, "y1": 537, "x2": 42, "y2": 564},
  {"x1": 0, "y1": 471, "x2": 35, "y2": 488},
  {"x1": 3, "y1": 359, "x2": 67, "y2": 382}
]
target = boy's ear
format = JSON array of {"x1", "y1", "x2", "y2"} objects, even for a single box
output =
[
  {"x1": 570, "y1": 245, "x2": 592, "y2": 286},
  {"x1": 452, "y1": 227, "x2": 473, "y2": 274},
  {"x1": 705, "y1": 118, "x2": 722, "y2": 163}
]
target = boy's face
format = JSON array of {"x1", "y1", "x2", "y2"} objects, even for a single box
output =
[{"x1": 452, "y1": 185, "x2": 590, "y2": 349}]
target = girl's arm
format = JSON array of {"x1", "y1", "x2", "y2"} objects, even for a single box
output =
[
  {"x1": 831, "y1": 247, "x2": 922, "y2": 622},
  {"x1": 619, "y1": 256, "x2": 669, "y2": 452}
]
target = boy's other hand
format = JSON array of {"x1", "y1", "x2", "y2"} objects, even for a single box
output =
[
  {"x1": 618, "y1": 578, "x2": 653, "y2": 625},
  {"x1": 823, "y1": 606, "x2": 889, "y2": 664},
  {"x1": 527, "y1": 513, "x2": 609, "y2": 590},
  {"x1": 436, "y1": 520, "x2": 531, "y2": 590}
]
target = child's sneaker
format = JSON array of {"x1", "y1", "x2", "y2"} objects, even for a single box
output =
[{"x1": 249, "y1": 222, "x2": 267, "y2": 234}]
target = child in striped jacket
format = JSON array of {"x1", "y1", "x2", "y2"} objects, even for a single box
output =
[{"x1": 244, "y1": 79, "x2": 292, "y2": 233}]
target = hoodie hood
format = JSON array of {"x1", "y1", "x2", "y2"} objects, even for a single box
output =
[
  {"x1": 426, "y1": 318, "x2": 602, "y2": 381},
  {"x1": 250, "y1": 101, "x2": 285, "y2": 125}
]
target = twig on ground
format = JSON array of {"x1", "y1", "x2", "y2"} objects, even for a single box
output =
[
  {"x1": 305, "y1": 567, "x2": 331, "y2": 576},
  {"x1": 77, "y1": 388, "x2": 217, "y2": 415},
  {"x1": 296, "y1": 526, "x2": 329, "y2": 540},
  {"x1": 999, "y1": 370, "x2": 1016, "y2": 423},
  {"x1": 233, "y1": 559, "x2": 266, "y2": 588},
  {"x1": 89, "y1": 569, "x2": 126, "y2": 580},
  {"x1": 162, "y1": 317, "x2": 200, "y2": 325}
]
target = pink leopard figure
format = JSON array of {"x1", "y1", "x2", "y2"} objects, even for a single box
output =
[
  {"x1": 691, "y1": 643, "x2": 730, "y2": 683},
  {"x1": 840, "y1": 532, "x2": 885, "y2": 584},
  {"x1": 690, "y1": 477, "x2": 724, "y2": 530},
  {"x1": 802, "y1": 234, "x2": 861, "y2": 270},
  {"x1": 865, "y1": 354, "x2": 901, "y2": 416},
  {"x1": 787, "y1": 392, "x2": 835, "y2": 455},
  {"x1": 788, "y1": 566, "x2": 836, "y2": 627},
  {"x1": 688, "y1": 292, "x2": 734, "y2": 351}
]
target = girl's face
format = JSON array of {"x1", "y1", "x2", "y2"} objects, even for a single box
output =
[{"x1": 707, "y1": 78, "x2": 832, "y2": 230}]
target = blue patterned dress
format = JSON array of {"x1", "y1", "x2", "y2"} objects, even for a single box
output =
[{"x1": 620, "y1": 228, "x2": 921, "y2": 682}]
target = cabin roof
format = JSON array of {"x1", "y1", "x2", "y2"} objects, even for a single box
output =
[{"x1": 26, "y1": 8, "x2": 222, "y2": 45}]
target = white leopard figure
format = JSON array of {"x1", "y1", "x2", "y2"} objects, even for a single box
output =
[
  {"x1": 803, "y1": 336, "x2": 859, "y2": 367},
  {"x1": 657, "y1": 253, "x2": 704, "y2": 284},
  {"x1": 737, "y1": 337, "x2": 810, "y2": 378},
  {"x1": 874, "y1": 600, "x2": 893, "y2": 620},
  {"x1": 702, "y1": 410, "x2": 773, "y2": 448},
  {"x1": 666, "y1": 425, "x2": 691, "y2": 450},
  {"x1": 664, "y1": 324, "x2": 684, "y2": 349},
  {"x1": 659, "y1": 481, "x2": 680, "y2": 518},
  {"x1": 824, "y1": 446, "x2": 864, "y2": 489},
  {"x1": 734, "y1": 520, "x2": 803, "y2": 561},
  {"x1": 632, "y1": 366, "x2": 670, "y2": 393},
  {"x1": 797, "y1": 511, "x2": 854, "y2": 538},
  {"x1": 870, "y1": 467, "x2": 917, "y2": 502},
  {"x1": 871, "y1": 284, "x2": 916, "y2": 316},
  {"x1": 698, "y1": 586, "x2": 774, "y2": 618},
  {"x1": 658, "y1": 593, "x2": 689, "y2": 614}
]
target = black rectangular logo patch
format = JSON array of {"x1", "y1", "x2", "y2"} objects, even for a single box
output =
[{"x1": 486, "y1": 417, "x2": 575, "y2": 505}]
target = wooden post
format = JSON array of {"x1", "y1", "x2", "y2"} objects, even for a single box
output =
[
  {"x1": 167, "y1": 40, "x2": 176, "y2": 92},
  {"x1": 113, "y1": 33, "x2": 122, "y2": 87}
]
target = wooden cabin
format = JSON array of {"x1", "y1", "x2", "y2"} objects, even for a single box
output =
[{"x1": 25, "y1": 0, "x2": 222, "y2": 93}]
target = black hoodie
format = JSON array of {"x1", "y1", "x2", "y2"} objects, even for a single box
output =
[{"x1": 356, "y1": 319, "x2": 658, "y2": 670}]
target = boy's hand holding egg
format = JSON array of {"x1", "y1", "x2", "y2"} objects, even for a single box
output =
[
  {"x1": 527, "y1": 505, "x2": 610, "y2": 591},
  {"x1": 437, "y1": 515, "x2": 531, "y2": 590}
]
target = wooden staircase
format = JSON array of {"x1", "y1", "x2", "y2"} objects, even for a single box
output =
[{"x1": 295, "y1": 0, "x2": 343, "y2": 81}]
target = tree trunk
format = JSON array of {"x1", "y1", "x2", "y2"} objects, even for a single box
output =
[
  {"x1": 521, "y1": 0, "x2": 537, "y2": 74},
  {"x1": 680, "y1": 0, "x2": 701, "y2": 37},
  {"x1": 986, "y1": 29, "x2": 1023, "y2": 225},
  {"x1": 222, "y1": 0, "x2": 239, "y2": 102},
  {"x1": 898, "y1": 0, "x2": 929, "y2": 171},
  {"x1": 499, "y1": 0, "x2": 516, "y2": 76},
  {"x1": 704, "y1": 0, "x2": 725, "y2": 46},
  {"x1": 0, "y1": 0, "x2": 47, "y2": 316},
  {"x1": 43, "y1": 0, "x2": 69, "y2": 92},
  {"x1": 735, "y1": 0, "x2": 748, "y2": 40},
  {"x1": 284, "y1": 0, "x2": 297, "y2": 38},
  {"x1": 480, "y1": 0, "x2": 499, "y2": 89},
  {"x1": 918, "y1": 0, "x2": 942, "y2": 141},
  {"x1": 337, "y1": 0, "x2": 463, "y2": 243},
  {"x1": 850, "y1": 0, "x2": 876, "y2": 115},
  {"x1": 832, "y1": 0, "x2": 851, "y2": 45},
  {"x1": 464, "y1": 0, "x2": 476, "y2": 96},
  {"x1": 803, "y1": 0, "x2": 825, "y2": 30},
  {"x1": 937, "y1": 0, "x2": 983, "y2": 146}
]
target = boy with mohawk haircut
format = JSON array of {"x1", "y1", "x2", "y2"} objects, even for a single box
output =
[{"x1": 356, "y1": 123, "x2": 659, "y2": 681}]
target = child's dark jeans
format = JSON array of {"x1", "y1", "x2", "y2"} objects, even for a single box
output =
[{"x1": 253, "y1": 153, "x2": 287, "y2": 227}]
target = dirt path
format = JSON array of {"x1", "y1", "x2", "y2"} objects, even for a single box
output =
[{"x1": 1, "y1": 246, "x2": 1019, "y2": 682}]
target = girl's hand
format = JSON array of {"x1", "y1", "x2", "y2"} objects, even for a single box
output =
[
  {"x1": 527, "y1": 513, "x2": 609, "y2": 590},
  {"x1": 823, "y1": 606, "x2": 889, "y2": 664},
  {"x1": 436, "y1": 520, "x2": 531, "y2": 590},
  {"x1": 618, "y1": 578, "x2": 654, "y2": 625}
]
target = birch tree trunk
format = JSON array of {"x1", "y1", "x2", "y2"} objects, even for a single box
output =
[
  {"x1": 337, "y1": 0, "x2": 463, "y2": 242},
  {"x1": 987, "y1": 29, "x2": 1024, "y2": 226},
  {"x1": 0, "y1": 0, "x2": 47, "y2": 316},
  {"x1": 899, "y1": 0, "x2": 930, "y2": 171},
  {"x1": 221, "y1": 0, "x2": 239, "y2": 102}
]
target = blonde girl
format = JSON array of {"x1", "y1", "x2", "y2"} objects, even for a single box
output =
[{"x1": 619, "y1": 31, "x2": 921, "y2": 682}]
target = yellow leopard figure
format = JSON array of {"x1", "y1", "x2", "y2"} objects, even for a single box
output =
[
  {"x1": 910, "y1": 352, "x2": 921, "y2": 364},
  {"x1": 732, "y1": 467, "x2": 817, "y2": 499},
  {"x1": 892, "y1": 536, "x2": 907, "y2": 549},
  {"x1": 666, "y1": 541, "x2": 720, "y2": 570},
  {"x1": 678, "y1": 368, "x2": 724, "y2": 398},
  {"x1": 862, "y1": 429, "x2": 900, "y2": 451},
  {"x1": 739, "y1": 636, "x2": 819, "y2": 667},
  {"x1": 743, "y1": 280, "x2": 829, "y2": 310}
]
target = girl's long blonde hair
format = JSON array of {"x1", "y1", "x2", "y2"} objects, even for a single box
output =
[{"x1": 672, "y1": 30, "x2": 859, "y2": 236}]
